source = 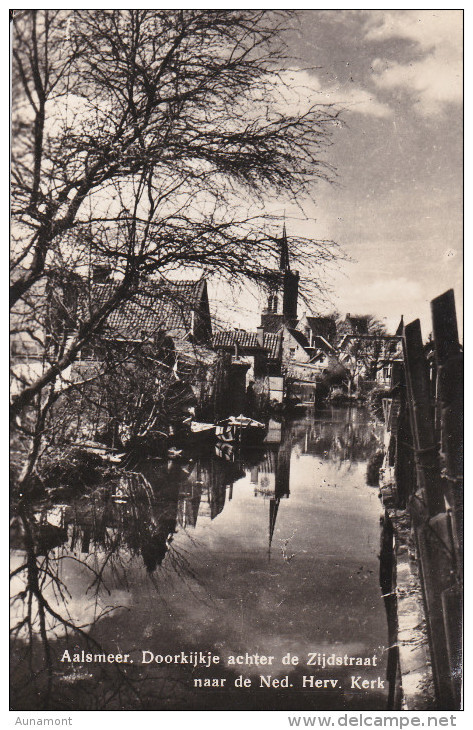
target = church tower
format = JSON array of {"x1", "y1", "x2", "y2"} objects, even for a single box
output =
[{"x1": 261, "y1": 225, "x2": 299, "y2": 331}]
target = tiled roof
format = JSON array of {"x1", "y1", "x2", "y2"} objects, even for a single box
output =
[
  {"x1": 89, "y1": 278, "x2": 209, "y2": 342},
  {"x1": 174, "y1": 339, "x2": 217, "y2": 366},
  {"x1": 212, "y1": 330, "x2": 281, "y2": 360}
]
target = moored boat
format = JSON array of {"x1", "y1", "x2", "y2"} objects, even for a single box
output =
[
  {"x1": 215, "y1": 415, "x2": 266, "y2": 445},
  {"x1": 190, "y1": 421, "x2": 217, "y2": 442},
  {"x1": 170, "y1": 420, "x2": 216, "y2": 448}
]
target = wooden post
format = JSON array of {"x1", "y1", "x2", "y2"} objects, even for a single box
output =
[
  {"x1": 414, "y1": 524, "x2": 456, "y2": 708},
  {"x1": 431, "y1": 290, "x2": 463, "y2": 704},
  {"x1": 441, "y1": 584, "x2": 463, "y2": 707},
  {"x1": 402, "y1": 319, "x2": 444, "y2": 517},
  {"x1": 431, "y1": 290, "x2": 463, "y2": 479},
  {"x1": 431, "y1": 290, "x2": 463, "y2": 564},
  {"x1": 402, "y1": 316, "x2": 460, "y2": 708}
]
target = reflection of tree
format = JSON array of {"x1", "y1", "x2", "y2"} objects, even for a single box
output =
[
  {"x1": 11, "y1": 448, "x2": 254, "y2": 708},
  {"x1": 10, "y1": 508, "x2": 144, "y2": 709},
  {"x1": 9, "y1": 468, "x2": 191, "y2": 709},
  {"x1": 49, "y1": 470, "x2": 182, "y2": 575}
]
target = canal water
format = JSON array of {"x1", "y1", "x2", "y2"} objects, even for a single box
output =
[{"x1": 10, "y1": 406, "x2": 391, "y2": 711}]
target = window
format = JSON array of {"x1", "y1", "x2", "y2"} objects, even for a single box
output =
[{"x1": 289, "y1": 348, "x2": 296, "y2": 360}]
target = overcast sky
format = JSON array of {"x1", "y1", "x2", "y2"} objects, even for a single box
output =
[{"x1": 214, "y1": 9, "x2": 463, "y2": 337}]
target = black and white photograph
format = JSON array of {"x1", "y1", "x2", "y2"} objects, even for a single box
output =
[{"x1": 9, "y1": 8, "x2": 463, "y2": 716}]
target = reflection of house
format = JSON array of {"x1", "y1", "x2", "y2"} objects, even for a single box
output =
[
  {"x1": 177, "y1": 484, "x2": 202, "y2": 529},
  {"x1": 265, "y1": 418, "x2": 282, "y2": 444},
  {"x1": 177, "y1": 457, "x2": 245, "y2": 527},
  {"x1": 250, "y1": 451, "x2": 276, "y2": 496},
  {"x1": 297, "y1": 410, "x2": 382, "y2": 462},
  {"x1": 14, "y1": 473, "x2": 182, "y2": 573},
  {"x1": 247, "y1": 432, "x2": 292, "y2": 556}
]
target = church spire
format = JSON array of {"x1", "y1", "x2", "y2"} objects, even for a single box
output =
[
  {"x1": 261, "y1": 223, "x2": 299, "y2": 327},
  {"x1": 279, "y1": 223, "x2": 290, "y2": 271}
]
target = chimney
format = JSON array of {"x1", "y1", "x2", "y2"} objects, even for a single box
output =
[{"x1": 256, "y1": 326, "x2": 264, "y2": 347}]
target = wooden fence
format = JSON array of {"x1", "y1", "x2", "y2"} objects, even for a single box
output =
[{"x1": 382, "y1": 289, "x2": 463, "y2": 709}]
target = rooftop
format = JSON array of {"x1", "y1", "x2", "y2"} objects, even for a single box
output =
[
  {"x1": 90, "y1": 278, "x2": 211, "y2": 343},
  {"x1": 213, "y1": 330, "x2": 282, "y2": 360}
]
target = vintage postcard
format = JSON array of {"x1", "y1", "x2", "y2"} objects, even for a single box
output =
[{"x1": 9, "y1": 8, "x2": 463, "y2": 717}]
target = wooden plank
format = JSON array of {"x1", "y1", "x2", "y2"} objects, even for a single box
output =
[
  {"x1": 431, "y1": 289, "x2": 463, "y2": 574},
  {"x1": 431, "y1": 289, "x2": 463, "y2": 477},
  {"x1": 415, "y1": 525, "x2": 457, "y2": 708},
  {"x1": 441, "y1": 585, "x2": 462, "y2": 708},
  {"x1": 403, "y1": 319, "x2": 444, "y2": 517},
  {"x1": 431, "y1": 290, "x2": 460, "y2": 363}
]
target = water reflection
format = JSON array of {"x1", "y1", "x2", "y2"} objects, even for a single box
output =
[{"x1": 11, "y1": 407, "x2": 388, "y2": 711}]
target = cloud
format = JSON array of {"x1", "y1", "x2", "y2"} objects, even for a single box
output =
[
  {"x1": 277, "y1": 68, "x2": 392, "y2": 119},
  {"x1": 321, "y1": 84, "x2": 393, "y2": 118},
  {"x1": 366, "y1": 11, "x2": 462, "y2": 115}
]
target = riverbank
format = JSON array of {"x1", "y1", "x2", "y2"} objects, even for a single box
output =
[{"x1": 379, "y1": 465, "x2": 436, "y2": 710}]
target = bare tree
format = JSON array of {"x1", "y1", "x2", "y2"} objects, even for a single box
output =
[
  {"x1": 10, "y1": 473, "x2": 197, "y2": 709},
  {"x1": 10, "y1": 11, "x2": 345, "y2": 499},
  {"x1": 11, "y1": 10, "x2": 341, "y2": 415}
]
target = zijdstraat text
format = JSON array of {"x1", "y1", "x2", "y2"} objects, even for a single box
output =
[{"x1": 140, "y1": 651, "x2": 378, "y2": 668}]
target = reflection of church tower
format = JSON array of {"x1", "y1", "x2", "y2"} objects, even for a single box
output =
[
  {"x1": 261, "y1": 225, "x2": 299, "y2": 331},
  {"x1": 246, "y1": 424, "x2": 293, "y2": 557},
  {"x1": 252, "y1": 425, "x2": 292, "y2": 500},
  {"x1": 275, "y1": 423, "x2": 292, "y2": 500},
  {"x1": 269, "y1": 422, "x2": 293, "y2": 557}
]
